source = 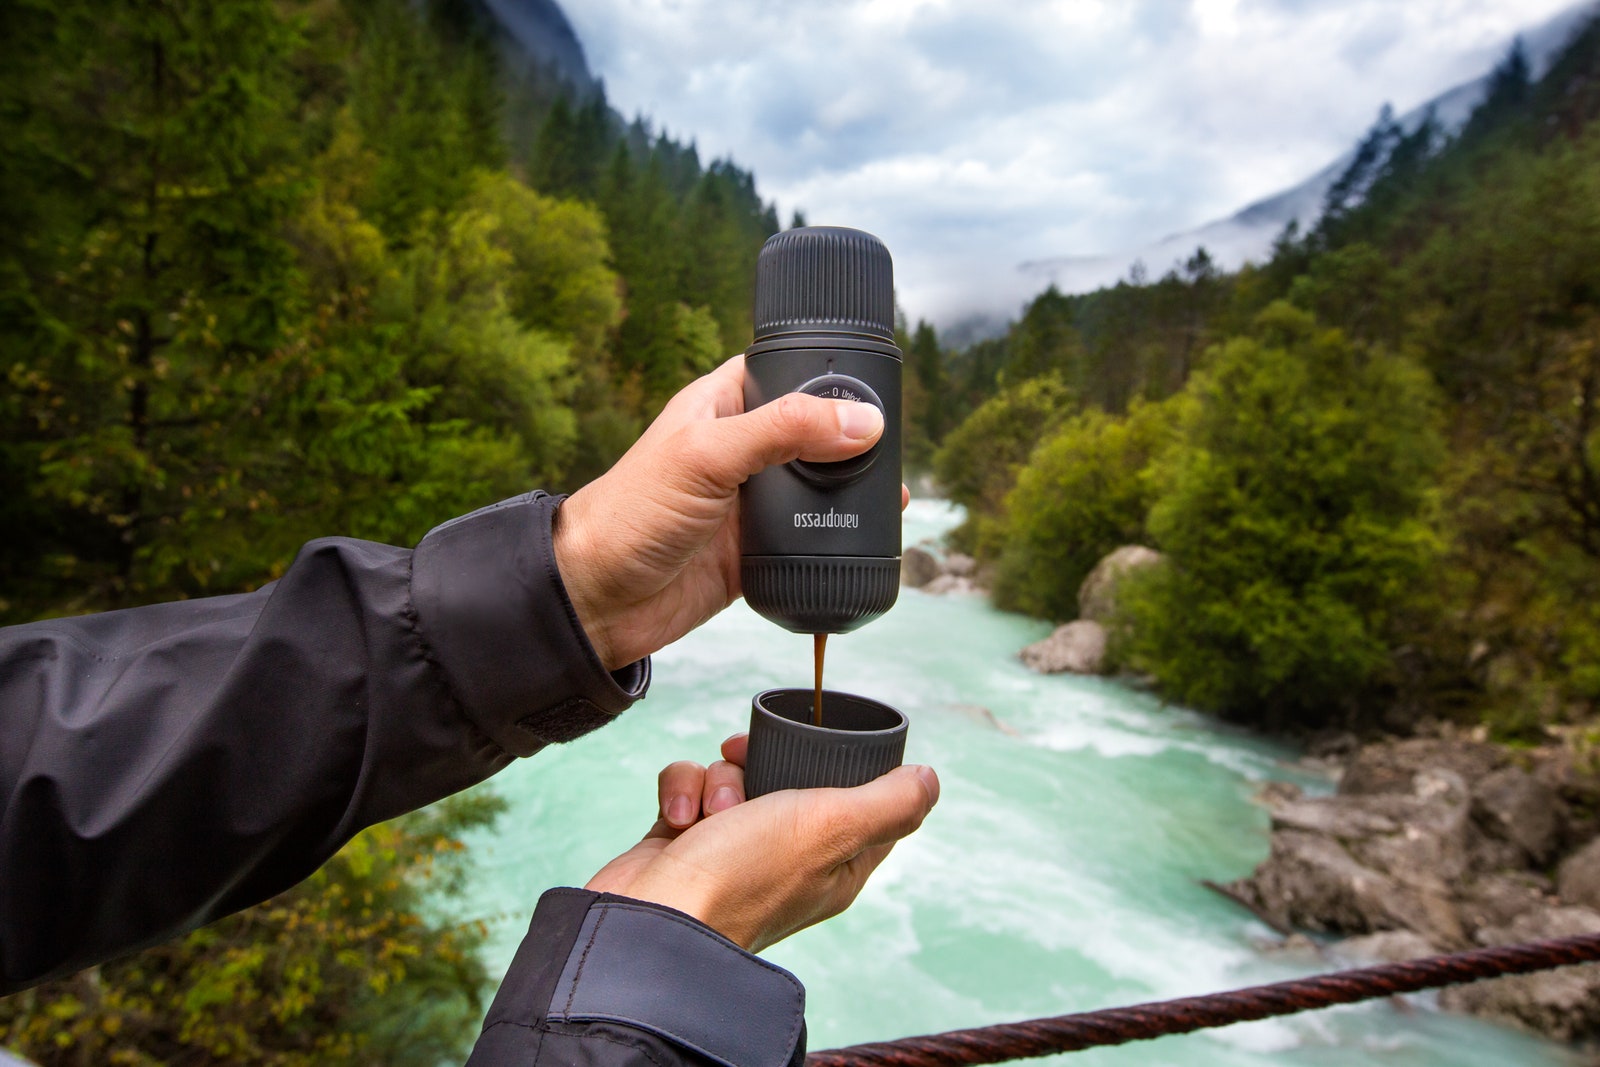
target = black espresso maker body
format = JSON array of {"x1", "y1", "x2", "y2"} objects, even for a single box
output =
[{"x1": 739, "y1": 226, "x2": 903, "y2": 634}]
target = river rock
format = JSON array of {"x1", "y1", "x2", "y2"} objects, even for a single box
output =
[
  {"x1": 1229, "y1": 769, "x2": 1473, "y2": 947},
  {"x1": 923, "y1": 574, "x2": 980, "y2": 596},
  {"x1": 1254, "y1": 781, "x2": 1304, "y2": 811},
  {"x1": 944, "y1": 552, "x2": 977, "y2": 578},
  {"x1": 1557, "y1": 837, "x2": 1600, "y2": 910},
  {"x1": 1076, "y1": 545, "x2": 1163, "y2": 623},
  {"x1": 1231, "y1": 828, "x2": 1464, "y2": 946},
  {"x1": 1019, "y1": 620, "x2": 1107, "y2": 675},
  {"x1": 902, "y1": 546, "x2": 941, "y2": 588},
  {"x1": 1458, "y1": 871, "x2": 1553, "y2": 935},
  {"x1": 1471, "y1": 766, "x2": 1564, "y2": 867},
  {"x1": 949, "y1": 703, "x2": 1019, "y2": 736},
  {"x1": 1439, "y1": 906, "x2": 1600, "y2": 1041},
  {"x1": 1338, "y1": 738, "x2": 1507, "y2": 797},
  {"x1": 1333, "y1": 930, "x2": 1441, "y2": 964},
  {"x1": 1231, "y1": 732, "x2": 1600, "y2": 1046}
]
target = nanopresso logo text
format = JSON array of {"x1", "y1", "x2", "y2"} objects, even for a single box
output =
[{"x1": 793, "y1": 509, "x2": 861, "y2": 529}]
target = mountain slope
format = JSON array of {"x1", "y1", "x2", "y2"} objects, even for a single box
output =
[
  {"x1": 1019, "y1": 0, "x2": 1600, "y2": 296},
  {"x1": 479, "y1": 0, "x2": 594, "y2": 90}
]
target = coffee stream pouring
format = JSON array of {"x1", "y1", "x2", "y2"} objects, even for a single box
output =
[{"x1": 739, "y1": 227, "x2": 909, "y2": 792}]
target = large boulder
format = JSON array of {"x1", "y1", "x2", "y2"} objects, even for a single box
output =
[
  {"x1": 1335, "y1": 739, "x2": 1564, "y2": 871},
  {"x1": 1439, "y1": 906, "x2": 1600, "y2": 1041},
  {"x1": 1557, "y1": 836, "x2": 1600, "y2": 910},
  {"x1": 943, "y1": 552, "x2": 977, "y2": 578},
  {"x1": 1228, "y1": 768, "x2": 1473, "y2": 948},
  {"x1": 1456, "y1": 871, "x2": 1553, "y2": 937},
  {"x1": 923, "y1": 573, "x2": 980, "y2": 596},
  {"x1": 1471, "y1": 766, "x2": 1564, "y2": 868},
  {"x1": 1020, "y1": 621, "x2": 1108, "y2": 675},
  {"x1": 901, "y1": 546, "x2": 941, "y2": 588},
  {"x1": 1231, "y1": 829, "x2": 1465, "y2": 946},
  {"x1": 1338, "y1": 738, "x2": 1507, "y2": 797},
  {"x1": 1076, "y1": 546, "x2": 1163, "y2": 624}
]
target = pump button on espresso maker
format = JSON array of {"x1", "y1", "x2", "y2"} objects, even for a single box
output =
[{"x1": 789, "y1": 373, "x2": 884, "y2": 487}]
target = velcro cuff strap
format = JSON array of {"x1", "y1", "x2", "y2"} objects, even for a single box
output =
[
  {"x1": 551, "y1": 900, "x2": 805, "y2": 1067},
  {"x1": 412, "y1": 492, "x2": 649, "y2": 757}
]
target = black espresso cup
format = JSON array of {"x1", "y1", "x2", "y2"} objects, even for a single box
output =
[{"x1": 744, "y1": 688, "x2": 908, "y2": 798}]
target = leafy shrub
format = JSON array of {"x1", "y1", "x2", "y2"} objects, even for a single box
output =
[
  {"x1": 1120, "y1": 303, "x2": 1443, "y2": 730},
  {"x1": 993, "y1": 397, "x2": 1183, "y2": 621},
  {"x1": 0, "y1": 793, "x2": 506, "y2": 1066},
  {"x1": 931, "y1": 375, "x2": 1073, "y2": 559}
]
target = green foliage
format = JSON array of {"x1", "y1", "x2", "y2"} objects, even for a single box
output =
[
  {"x1": 0, "y1": 0, "x2": 307, "y2": 609},
  {"x1": 537, "y1": 85, "x2": 780, "y2": 415},
  {"x1": 1006, "y1": 287, "x2": 1083, "y2": 386},
  {"x1": 931, "y1": 376, "x2": 1073, "y2": 557},
  {"x1": 345, "y1": 0, "x2": 507, "y2": 240},
  {"x1": 0, "y1": 0, "x2": 781, "y2": 1056},
  {"x1": 1286, "y1": 242, "x2": 1402, "y2": 346},
  {"x1": 993, "y1": 397, "x2": 1184, "y2": 621},
  {"x1": 903, "y1": 319, "x2": 950, "y2": 469},
  {"x1": 924, "y1": 12, "x2": 1600, "y2": 735},
  {"x1": 0, "y1": 793, "x2": 507, "y2": 1066},
  {"x1": 1119, "y1": 304, "x2": 1444, "y2": 729}
]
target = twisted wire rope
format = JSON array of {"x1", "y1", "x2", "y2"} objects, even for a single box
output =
[{"x1": 808, "y1": 932, "x2": 1600, "y2": 1067}]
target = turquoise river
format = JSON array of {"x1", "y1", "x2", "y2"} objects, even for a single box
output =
[{"x1": 457, "y1": 500, "x2": 1578, "y2": 1066}]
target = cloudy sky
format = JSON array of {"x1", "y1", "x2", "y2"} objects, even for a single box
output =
[{"x1": 562, "y1": 0, "x2": 1587, "y2": 329}]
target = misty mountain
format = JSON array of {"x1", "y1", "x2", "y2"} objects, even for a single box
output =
[
  {"x1": 477, "y1": 0, "x2": 595, "y2": 91},
  {"x1": 1017, "y1": 0, "x2": 1600, "y2": 301}
]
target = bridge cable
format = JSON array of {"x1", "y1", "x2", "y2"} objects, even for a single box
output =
[{"x1": 809, "y1": 931, "x2": 1600, "y2": 1067}]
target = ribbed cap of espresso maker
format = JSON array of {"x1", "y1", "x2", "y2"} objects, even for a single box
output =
[{"x1": 753, "y1": 226, "x2": 895, "y2": 342}]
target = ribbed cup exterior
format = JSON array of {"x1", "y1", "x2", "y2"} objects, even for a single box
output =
[
  {"x1": 753, "y1": 227, "x2": 895, "y2": 341},
  {"x1": 742, "y1": 556, "x2": 900, "y2": 634},
  {"x1": 744, "y1": 689, "x2": 908, "y2": 798}
]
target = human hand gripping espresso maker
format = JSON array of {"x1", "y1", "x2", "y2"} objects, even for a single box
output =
[{"x1": 738, "y1": 226, "x2": 910, "y2": 797}]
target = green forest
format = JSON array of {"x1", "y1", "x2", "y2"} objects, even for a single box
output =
[
  {"x1": 9, "y1": 0, "x2": 1600, "y2": 1060},
  {"x1": 0, "y1": 0, "x2": 779, "y2": 1061},
  {"x1": 0, "y1": 0, "x2": 780, "y2": 628},
  {"x1": 917, "y1": 20, "x2": 1600, "y2": 741}
]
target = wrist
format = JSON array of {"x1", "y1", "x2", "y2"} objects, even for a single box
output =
[
  {"x1": 595, "y1": 858, "x2": 756, "y2": 950},
  {"x1": 551, "y1": 492, "x2": 618, "y2": 671}
]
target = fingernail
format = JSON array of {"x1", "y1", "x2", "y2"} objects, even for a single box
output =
[
  {"x1": 667, "y1": 795, "x2": 695, "y2": 826},
  {"x1": 912, "y1": 765, "x2": 940, "y2": 807},
  {"x1": 837, "y1": 401, "x2": 883, "y2": 440},
  {"x1": 708, "y1": 786, "x2": 740, "y2": 814}
]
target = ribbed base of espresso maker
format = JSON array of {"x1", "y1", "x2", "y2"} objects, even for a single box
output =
[{"x1": 741, "y1": 555, "x2": 900, "y2": 634}]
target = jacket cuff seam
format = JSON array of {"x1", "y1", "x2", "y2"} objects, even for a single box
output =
[
  {"x1": 400, "y1": 553, "x2": 510, "y2": 759},
  {"x1": 411, "y1": 493, "x2": 649, "y2": 758}
]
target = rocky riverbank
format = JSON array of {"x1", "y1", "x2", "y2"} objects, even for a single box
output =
[
  {"x1": 1225, "y1": 733, "x2": 1600, "y2": 1045},
  {"x1": 948, "y1": 538, "x2": 1600, "y2": 1046},
  {"x1": 901, "y1": 544, "x2": 985, "y2": 597}
]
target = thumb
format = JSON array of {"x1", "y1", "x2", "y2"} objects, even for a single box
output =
[
  {"x1": 832, "y1": 764, "x2": 941, "y2": 853},
  {"x1": 672, "y1": 393, "x2": 884, "y2": 493}
]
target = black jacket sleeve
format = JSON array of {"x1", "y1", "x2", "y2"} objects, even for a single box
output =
[
  {"x1": 0, "y1": 491, "x2": 649, "y2": 993},
  {"x1": 466, "y1": 889, "x2": 807, "y2": 1067}
]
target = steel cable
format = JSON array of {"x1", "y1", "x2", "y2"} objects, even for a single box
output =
[{"x1": 808, "y1": 932, "x2": 1600, "y2": 1067}]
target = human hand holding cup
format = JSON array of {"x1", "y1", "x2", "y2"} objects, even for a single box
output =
[{"x1": 587, "y1": 733, "x2": 936, "y2": 953}]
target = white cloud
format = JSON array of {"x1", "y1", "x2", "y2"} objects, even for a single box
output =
[{"x1": 563, "y1": 0, "x2": 1589, "y2": 327}]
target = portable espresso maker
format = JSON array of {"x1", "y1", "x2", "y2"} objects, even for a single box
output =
[
  {"x1": 739, "y1": 226, "x2": 909, "y2": 796},
  {"x1": 740, "y1": 225, "x2": 904, "y2": 634}
]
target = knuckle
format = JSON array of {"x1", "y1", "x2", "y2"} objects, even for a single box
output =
[
  {"x1": 707, "y1": 760, "x2": 742, "y2": 787},
  {"x1": 799, "y1": 802, "x2": 868, "y2": 860},
  {"x1": 671, "y1": 419, "x2": 717, "y2": 462},
  {"x1": 658, "y1": 761, "x2": 703, "y2": 787},
  {"x1": 772, "y1": 392, "x2": 823, "y2": 438}
]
